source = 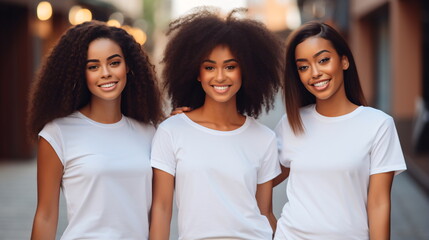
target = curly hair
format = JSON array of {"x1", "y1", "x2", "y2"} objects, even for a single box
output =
[
  {"x1": 28, "y1": 20, "x2": 163, "y2": 140},
  {"x1": 284, "y1": 21, "x2": 367, "y2": 134},
  {"x1": 162, "y1": 8, "x2": 284, "y2": 118}
]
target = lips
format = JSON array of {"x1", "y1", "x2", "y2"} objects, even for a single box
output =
[
  {"x1": 212, "y1": 85, "x2": 230, "y2": 93},
  {"x1": 99, "y1": 82, "x2": 118, "y2": 88},
  {"x1": 311, "y1": 79, "x2": 330, "y2": 90},
  {"x1": 98, "y1": 82, "x2": 118, "y2": 91}
]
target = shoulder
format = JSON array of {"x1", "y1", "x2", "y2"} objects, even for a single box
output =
[
  {"x1": 125, "y1": 116, "x2": 156, "y2": 135},
  {"x1": 38, "y1": 113, "x2": 83, "y2": 149},
  {"x1": 40, "y1": 112, "x2": 81, "y2": 134},
  {"x1": 274, "y1": 105, "x2": 314, "y2": 130},
  {"x1": 247, "y1": 117, "x2": 276, "y2": 139},
  {"x1": 158, "y1": 114, "x2": 187, "y2": 130},
  {"x1": 153, "y1": 114, "x2": 190, "y2": 138},
  {"x1": 358, "y1": 106, "x2": 394, "y2": 123},
  {"x1": 299, "y1": 104, "x2": 315, "y2": 118}
]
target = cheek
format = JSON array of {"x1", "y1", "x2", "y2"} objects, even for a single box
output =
[
  {"x1": 298, "y1": 72, "x2": 308, "y2": 84},
  {"x1": 85, "y1": 72, "x2": 96, "y2": 85},
  {"x1": 232, "y1": 72, "x2": 241, "y2": 84},
  {"x1": 117, "y1": 67, "x2": 128, "y2": 79},
  {"x1": 198, "y1": 71, "x2": 211, "y2": 83},
  {"x1": 323, "y1": 61, "x2": 342, "y2": 74}
]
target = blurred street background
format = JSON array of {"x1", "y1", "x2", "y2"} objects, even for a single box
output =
[{"x1": 0, "y1": 0, "x2": 428, "y2": 239}]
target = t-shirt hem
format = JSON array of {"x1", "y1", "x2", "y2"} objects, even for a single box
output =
[
  {"x1": 280, "y1": 161, "x2": 291, "y2": 168},
  {"x1": 151, "y1": 160, "x2": 175, "y2": 176},
  {"x1": 370, "y1": 164, "x2": 407, "y2": 176},
  {"x1": 258, "y1": 168, "x2": 282, "y2": 184}
]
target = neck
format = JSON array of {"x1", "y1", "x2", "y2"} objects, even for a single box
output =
[
  {"x1": 80, "y1": 98, "x2": 122, "y2": 124},
  {"x1": 315, "y1": 88, "x2": 357, "y2": 117},
  {"x1": 187, "y1": 96, "x2": 245, "y2": 131},
  {"x1": 316, "y1": 97, "x2": 357, "y2": 117}
]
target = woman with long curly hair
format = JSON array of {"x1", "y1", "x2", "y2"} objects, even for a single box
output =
[
  {"x1": 29, "y1": 20, "x2": 163, "y2": 240},
  {"x1": 273, "y1": 21, "x2": 406, "y2": 239},
  {"x1": 150, "y1": 8, "x2": 284, "y2": 240}
]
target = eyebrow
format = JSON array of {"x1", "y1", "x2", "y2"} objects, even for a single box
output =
[
  {"x1": 202, "y1": 59, "x2": 238, "y2": 64},
  {"x1": 86, "y1": 54, "x2": 122, "y2": 63},
  {"x1": 295, "y1": 50, "x2": 331, "y2": 62}
]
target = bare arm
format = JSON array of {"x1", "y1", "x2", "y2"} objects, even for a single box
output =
[
  {"x1": 368, "y1": 171, "x2": 394, "y2": 240},
  {"x1": 256, "y1": 180, "x2": 277, "y2": 235},
  {"x1": 31, "y1": 138, "x2": 63, "y2": 240},
  {"x1": 149, "y1": 168, "x2": 175, "y2": 240},
  {"x1": 272, "y1": 166, "x2": 290, "y2": 187}
]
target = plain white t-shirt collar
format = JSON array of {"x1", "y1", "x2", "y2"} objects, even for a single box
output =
[
  {"x1": 311, "y1": 104, "x2": 364, "y2": 122},
  {"x1": 75, "y1": 111, "x2": 126, "y2": 128},
  {"x1": 179, "y1": 113, "x2": 250, "y2": 136}
]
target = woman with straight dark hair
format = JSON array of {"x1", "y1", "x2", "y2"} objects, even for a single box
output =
[
  {"x1": 273, "y1": 21, "x2": 406, "y2": 239},
  {"x1": 150, "y1": 8, "x2": 284, "y2": 240},
  {"x1": 29, "y1": 20, "x2": 162, "y2": 240}
]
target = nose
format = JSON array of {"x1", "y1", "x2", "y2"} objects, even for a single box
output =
[
  {"x1": 215, "y1": 69, "x2": 226, "y2": 82},
  {"x1": 101, "y1": 66, "x2": 111, "y2": 79},
  {"x1": 311, "y1": 65, "x2": 322, "y2": 79}
]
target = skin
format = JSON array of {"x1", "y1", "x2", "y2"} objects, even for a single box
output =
[
  {"x1": 31, "y1": 38, "x2": 127, "y2": 240},
  {"x1": 80, "y1": 38, "x2": 127, "y2": 123},
  {"x1": 295, "y1": 37, "x2": 354, "y2": 117},
  {"x1": 274, "y1": 36, "x2": 393, "y2": 239},
  {"x1": 150, "y1": 45, "x2": 277, "y2": 239}
]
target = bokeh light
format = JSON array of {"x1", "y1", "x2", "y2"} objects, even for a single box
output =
[
  {"x1": 107, "y1": 19, "x2": 121, "y2": 27},
  {"x1": 36, "y1": 1, "x2": 53, "y2": 21},
  {"x1": 69, "y1": 6, "x2": 92, "y2": 25}
]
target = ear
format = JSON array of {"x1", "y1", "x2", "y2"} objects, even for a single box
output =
[
  {"x1": 197, "y1": 77, "x2": 201, "y2": 82},
  {"x1": 341, "y1": 56, "x2": 349, "y2": 70}
]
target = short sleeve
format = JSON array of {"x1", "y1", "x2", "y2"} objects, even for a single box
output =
[
  {"x1": 257, "y1": 136, "x2": 281, "y2": 184},
  {"x1": 38, "y1": 122, "x2": 65, "y2": 165},
  {"x1": 370, "y1": 117, "x2": 407, "y2": 176},
  {"x1": 274, "y1": 116, "x2": 291, "y2": 168},
  {"x1": 150, "y1": 127, "x2": 177, "y2": 176}
]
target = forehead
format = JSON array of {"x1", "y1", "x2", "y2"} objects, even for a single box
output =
[
  {"x1": 206, "y1": 45, "x2": 235, "y2": 59},
  {"x1": 295, "y1": 37, "x2": 336, "y2": 58},
  {"x1": 87, "y1": 38, "x2": 123, "y2": 57}
]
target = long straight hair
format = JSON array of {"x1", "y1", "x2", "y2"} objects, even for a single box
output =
[{"x1": 284, "y1": 21, "x2": 367, "y2": 135}]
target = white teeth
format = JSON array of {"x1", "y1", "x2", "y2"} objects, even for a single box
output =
[
  {"x1": 313, "y1": 80, "x2": 329, "y2": 87},
  {"x1": 100, "y1": 82, "x2": 116, "y2": 88},
  {"x1": 214, "y1": 86, "x2": 228, "y2": 90}
]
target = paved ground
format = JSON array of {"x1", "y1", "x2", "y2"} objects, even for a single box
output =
[{"x1": 0, "y1": 159, "x2": 428, "y2": 240}]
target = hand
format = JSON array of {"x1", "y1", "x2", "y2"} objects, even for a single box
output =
[{"x1": 170, "y1": 107, "x2": 192, "y2": 116}]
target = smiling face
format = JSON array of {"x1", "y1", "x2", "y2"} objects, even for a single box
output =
[
  {"x1": 85, "y1": 38, "x2": 127, "y2": 104},
  {"x1": 198, "y1": 45, "x2": 242, "y2": 106},
  {"x1": 295, "y1": 37, "x2": 349, "y2": 103}
]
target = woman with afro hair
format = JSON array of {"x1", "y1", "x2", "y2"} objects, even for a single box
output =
[
  {"x1": 150, "y1": 8, "x2": 284, "y2": 240},
  {"x1": 29, "y1": 20, "x2": 163, "y2": 239}
]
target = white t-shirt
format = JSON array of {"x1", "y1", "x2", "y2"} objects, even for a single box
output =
[
  {"x1": 274, "y1": 105, "x2": 407, "y2": 240},
  {"x1": 151, "y1": 113, "x2": 281, "y2": 240},
  {"x1": 39, "y1": 111, "x2": 155, "y2": 240}
]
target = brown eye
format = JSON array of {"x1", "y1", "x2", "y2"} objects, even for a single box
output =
[
  {"x1": 319, "y1": 57, "x2": 330, "y2": 64},
  {"x1": 297, "y1": 66, "x2": 309, "y2": 71},
  {"x1": 110, "y1": 61, "x2": 121, "y2": 66}
]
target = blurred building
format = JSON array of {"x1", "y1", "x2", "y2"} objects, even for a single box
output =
[
  {"x1": 0, "y1": 0, "x2": 144, "y2": 159},
  {"x1": 348, "y1": 0, "x2": 428, "y2": 190}
]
